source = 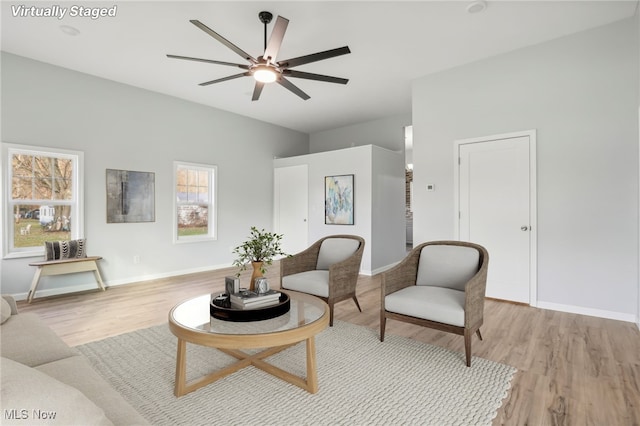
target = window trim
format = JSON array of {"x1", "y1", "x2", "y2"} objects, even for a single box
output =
[
  {"x1": 173, "y1": 161, "x2": 217, "y2": 244},
  {"x1": 2, "y1": 143, "x2": 84, "y2": 259}
]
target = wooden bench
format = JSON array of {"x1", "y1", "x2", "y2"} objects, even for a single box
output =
[{"x1": 27, "y1": 256, "x2": 106, "y2": 303}]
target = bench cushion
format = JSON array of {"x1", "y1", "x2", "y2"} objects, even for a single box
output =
[
  {"x1": 416, "y1": 245, "x2": 479, "y2": 291},
  {"x1": 385, "y1": 285, "x2": 465, "y2": 327},
  {"x1": 316, "y1": 238, "x2": 360, "y2": 270},
  {"x1": 282, "y1": 270, "x2": 330, "y2": 298}
]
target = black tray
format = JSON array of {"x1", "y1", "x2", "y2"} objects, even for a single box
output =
[{"x1": 210, "y1": 293, "x2": 290, "y2": 322}]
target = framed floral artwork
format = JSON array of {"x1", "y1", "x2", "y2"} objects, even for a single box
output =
[{"x1": 325, "y1": 174, "x2": 354, "y2": 225}]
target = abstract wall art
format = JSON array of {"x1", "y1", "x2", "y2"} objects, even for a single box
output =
[
  {"x1": 106, "y1": 169, "x2": 155, "y2": 223},
  {"x1": 325, "y1": 174, "x2": 354, "y2": 225}
]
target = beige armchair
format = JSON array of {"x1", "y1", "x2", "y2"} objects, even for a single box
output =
[
  {"x1": 380, "y1": 241, "x2": 489, "y2": 367},
  {"x1": 280, "y1": 235, "x2": 365, "y2": 326}
]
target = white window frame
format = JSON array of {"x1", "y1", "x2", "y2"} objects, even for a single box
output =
[
  {"x1": 173, "y1": 161, "x2": 217, "y2": 244},
  {"x1": 2, "y1": 143, "x2": 84, "y2": 259}
]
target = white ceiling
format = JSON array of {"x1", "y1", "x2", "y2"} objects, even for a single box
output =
[{"x1": 2, "y1": 1, "x2": 637, "y2": 134}]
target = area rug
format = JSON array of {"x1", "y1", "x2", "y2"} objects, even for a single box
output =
[{"x1": 76, "y1": 321, "x2": 515, "y2": 426}]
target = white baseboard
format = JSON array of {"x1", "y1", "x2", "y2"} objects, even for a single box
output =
[
  {"x1": 537, "y1": 300, "x2": 636, "y2": 324},
  {"x1": 13, "y1": 282, "x2": 107, "y2": 302},
  {"x1": 11, "y1": 263, "x2": 233, "y2": 301},
  {"x1": 104, "y1": 262, "x2": 232, "y2": 287},
  {"x1": 370, "y1": 261, "x2": 400, "y2": 276}
]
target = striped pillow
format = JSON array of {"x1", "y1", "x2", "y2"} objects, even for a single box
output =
[{"x1": 44, "y1": 239, "x2": 86, "y2": 261}]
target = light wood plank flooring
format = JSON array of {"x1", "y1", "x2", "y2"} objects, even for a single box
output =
[{"x1": 15, "y1": 265, "x2": 640, "y2": 425}]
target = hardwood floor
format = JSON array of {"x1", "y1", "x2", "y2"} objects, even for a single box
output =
[{"x1": 15, "y1": 264, "x2": 640, "y2": 425}]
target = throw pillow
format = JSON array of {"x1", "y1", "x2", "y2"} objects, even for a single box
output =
[
  {"x1": 0, "y1": 298, "x2": 11, "y2": 324},
  {"x1": 0, "y1": 357, "x2": 113, "y2": 426},
  {"x1": 44, "y1": 239, "x2": 86, "y2": 261}
]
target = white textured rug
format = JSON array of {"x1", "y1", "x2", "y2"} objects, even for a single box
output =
[{"x1": 76, "y1": 321, "x2": 515, "y2": 426}]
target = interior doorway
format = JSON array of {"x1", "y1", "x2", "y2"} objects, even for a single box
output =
[
  {"x1": 273, "y1": 165, "x2": 308, "y2": 255},
  {"x1": 454, "y1": 130, "x2": 537, "y2": 305},
  {"x1": 404, "y1": 125, "x2": 413, "y2": 250}
]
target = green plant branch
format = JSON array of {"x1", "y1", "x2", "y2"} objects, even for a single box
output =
[{"x1": 232, "y1": 227, "x2": 287, "y2": 276}]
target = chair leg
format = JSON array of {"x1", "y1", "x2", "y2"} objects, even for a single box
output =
[
  {"x1": 352, "y1": 295, "x2": 362, "y2": 312},
  {"x1": 328, "y1": 302, "x2": 334, "y2": 327},
  {"x1": 380, "y1": 312, "x2": 386, "y2": 342},
  {"x1": 464, "y1": 330, "x2": 472, "y2": 367},
  {"x1": 476, "y1": 328, "x2": 483, "y2": 341}
]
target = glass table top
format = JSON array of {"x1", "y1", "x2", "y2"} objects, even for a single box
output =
[{"x1": 170, "y1": 291, "x2": 327, "y2": 335}]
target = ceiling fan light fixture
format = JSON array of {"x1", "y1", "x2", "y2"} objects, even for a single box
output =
[
  {"x1": 168, "y1": 13, "x2": 350, "y2": 100},
  {"x1": 253, "y1": 65, "x2": 277, "y2": 83}
]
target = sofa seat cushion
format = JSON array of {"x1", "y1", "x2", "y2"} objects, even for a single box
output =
[
  {"x1": 36, "y1": 356, "x2": 149, "y2": 426},
  {"x1": 1, "y1": 357, "x2": 113, "y2": 426},
  {"x1": 0, "y1": 313, "x2": 78, "y2": 367},
  {"x1": 385, "y1": 285, "x2": 465, "y2": 327},
  {"x1": 282, "y1": 270, "x2": 330, "y2": 298},
  {"x1": 416, "y1": 245, "x2": 479, "y2": 291},
  {"x1": 316, "y1": 238, "x2": 360, "y2": 270}
]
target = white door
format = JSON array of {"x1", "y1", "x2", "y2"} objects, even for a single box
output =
[
  {"x1": 274, "y1": 165, "x2": 308, "y2": 255},
  {"x1": 456, "y1": 132, "x2": 536, "y2": 304}
]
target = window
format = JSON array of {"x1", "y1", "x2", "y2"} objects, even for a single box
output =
[
  {"x1": 174, "y1": 161, "x2": 216, "y2": 243},
  {"x1": 3, "y1": 144, "x2": 83, "y2": 258}
]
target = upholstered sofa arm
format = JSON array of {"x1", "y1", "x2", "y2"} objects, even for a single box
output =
[
  {"x1": 381, "y1": 246, "x2": 422, "y2": 298},
  {"x1": 2, "y1": 295, "x2": 19, "y2": 315}
]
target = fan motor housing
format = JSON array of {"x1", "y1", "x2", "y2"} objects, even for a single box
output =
[{"x1": 258, "y1": 11, "x2": 273, "y2": 24}]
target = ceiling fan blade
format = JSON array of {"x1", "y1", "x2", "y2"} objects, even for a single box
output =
[
  {"x1": 277, "y1": 77, "x2": 310, "y2": 100},
  {"x1": 263, "y1": 15, "x2": 289, "y2": 63},
  {"x1": 190, "y1": 20, "x2": 257, "y2": 64},
  {"x1": 199, "y1": 72, "x2": 250, "y2": 86},
  {"x1": 167, "y1": 54, "x2": 250, "y2": 69},
  {"x1": 252, "y1": 82, "x2": 265, "y2": 101},
  {"x1": 283, "y1": 70, "x2": 348, "y2": 85},
  {"x1": 278, "y1": 46, "x2": 351, "y2": 69}
]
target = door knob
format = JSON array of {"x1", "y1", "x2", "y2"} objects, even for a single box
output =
[{"x1": 521, "y1": 226, "x2": 529, "y2": 231}]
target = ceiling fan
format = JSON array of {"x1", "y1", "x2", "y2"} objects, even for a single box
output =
[{"x1": 167, "y1": 11, "x2": 351, "y2": 101}]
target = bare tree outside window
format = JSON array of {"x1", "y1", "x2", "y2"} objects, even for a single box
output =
[{"x1": 8, "y1": 150, "x2": 78, "y2": 250}]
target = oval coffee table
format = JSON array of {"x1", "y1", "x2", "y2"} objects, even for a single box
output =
[{"x1": 168, "y1": 290, "x2": 329, "y2": 397}]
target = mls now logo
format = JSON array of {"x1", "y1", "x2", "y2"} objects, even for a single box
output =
[
  {"x1": 4, "y1": 409, "x2": 28, "y2": 420},
  {"x1": 4, "y1": 409, "x2": 57, "y2": 420}
]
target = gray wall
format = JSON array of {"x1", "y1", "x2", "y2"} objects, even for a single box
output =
[
  {"x1": 412, "y1": 18, "x2": 639, "y2": 320},
  {"x1": 307, "y1": 114, "x2": 411, "y2": 273},
  {"x1": 309, "y1": 114, "x2": 411, "y2": 153},
  {"x1": 1, "y1": 52, "x2": 309, "y2": 298},
  {"x1": 274, "y1": 145, "x2": 406, "y2": 274},
  {"x1": 371, "y1": 146, "x2": 406, "y2": 270}
]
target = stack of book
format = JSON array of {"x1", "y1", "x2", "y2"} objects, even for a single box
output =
[{"x1": 230, "y1": 289, "x2": 281, "y2": 310}]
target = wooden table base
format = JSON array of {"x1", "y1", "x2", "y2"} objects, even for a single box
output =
[{"x1": 174, "y1": 336, "x2": 319, "y2": 397}]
